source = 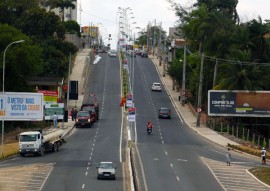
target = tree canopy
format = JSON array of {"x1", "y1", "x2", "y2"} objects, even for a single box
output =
[{"x1": 0, "y1": 0, "x2": 78, "y2": 92}]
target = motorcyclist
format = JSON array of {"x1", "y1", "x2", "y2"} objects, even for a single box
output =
[{"x1": 147, "y1": 121, "x2": 153, "y2": 129}]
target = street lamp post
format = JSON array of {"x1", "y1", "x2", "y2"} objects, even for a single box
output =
[{"x1": 2, "y1": 40, "x2": 25, "y2": 157}]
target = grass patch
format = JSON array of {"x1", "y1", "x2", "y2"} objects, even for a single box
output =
[
  {"x1": 0, "y1": 142, "x2": 19, "y2": 159},
  {"x1": 228, "y1": 144, "x2": 270, "y2": 158},
  {"x1": 249, "y1": 167, "x2": 270, "y2": 186}
]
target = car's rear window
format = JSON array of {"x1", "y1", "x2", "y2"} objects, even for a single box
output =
[
  {"x1": 160, "y1": 108, "x2": 169, "y2": 112},
  {"x1": 77, "y1": 112, "x2": 89, "y2": 117}
]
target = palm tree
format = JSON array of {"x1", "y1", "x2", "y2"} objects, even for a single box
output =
[{"x1": 214, "y1": 50, "x2": 263, "y2": 91}]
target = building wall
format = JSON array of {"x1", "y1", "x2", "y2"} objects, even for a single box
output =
[{"x1": 43, "y1": 1, "x2": 77, "y2": 22}]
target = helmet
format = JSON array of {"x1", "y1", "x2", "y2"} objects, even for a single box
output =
[{"x1": 262, "y1": 147, "x2": 265, "y2": 150}]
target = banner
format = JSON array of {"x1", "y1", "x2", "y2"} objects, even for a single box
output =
[
  {"x1": 37, "y1": 90, "x2": 58, "y2": 104},
  {"x1": 208, "y1": 90, "x2": 270, "y2": 117}
]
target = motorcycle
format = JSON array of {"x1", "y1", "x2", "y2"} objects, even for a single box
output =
[{"x1": 147, "y1": 128, "x2": 152, "y2": 135}]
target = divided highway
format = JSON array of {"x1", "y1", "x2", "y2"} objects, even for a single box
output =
[{"x1": 0, "y1": 52, "x2": 268, "y2": 191}]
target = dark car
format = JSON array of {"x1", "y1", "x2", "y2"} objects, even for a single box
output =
[
  {"x1": 82, "y1": 105, "x2": 97, "y2": 122},
  {"x1": 141, "y1": 51, "x2": 148, "y2": 58},
  {"x1": 76, "y1": 111, "x2": 92, "y2": 128},
  {"x1": 158, "y1": 107, "x2": 171, "y2": 119}
]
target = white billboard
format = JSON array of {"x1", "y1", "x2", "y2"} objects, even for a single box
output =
[{"x1": 0, "y1": 92, "x2": 44, "y2": 121}]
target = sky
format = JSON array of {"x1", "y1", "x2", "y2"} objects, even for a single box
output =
[{"x1": 78, "y1": 0, "x2": 270, "y2": 49}]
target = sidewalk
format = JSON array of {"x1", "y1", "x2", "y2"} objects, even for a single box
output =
[
  {"x1": 61, "y1": 48, "x2": 93, "y2": 132},
  {"x1": 150, "y1": 55, "x2": 239, "y2": 147}
]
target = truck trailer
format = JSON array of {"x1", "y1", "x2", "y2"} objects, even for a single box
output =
[{"x1": 19, "y1": 128, "x2": 65, "y2": 157}]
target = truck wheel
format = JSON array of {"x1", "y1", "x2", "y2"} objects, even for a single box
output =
[
  {"x1": 56, "y1": 142, "x2": 60, "y2": 151},
  {"x1": 40, "y1": 146, "x2": 45, "y2": 156},
  {"x1": 52, "y1": 143, "x2": 57, "y2": 152}
]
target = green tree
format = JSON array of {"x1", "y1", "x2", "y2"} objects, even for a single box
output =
[
  {"x1": 0, "y1": 24, "x2": 44, "y2": 91},
  {"x1": 64, "y1": 20, "x2": 81, "y2": 37}
]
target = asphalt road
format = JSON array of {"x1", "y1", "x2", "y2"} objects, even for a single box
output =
[
  {"x1": 0, "y1": 53, "x2": 124, "y2": 191},
  {"x1": 42, "y1": 53, "x2": 124, "y2": 191},
  {"x1": 128, "y1": 55, "x2": 268, "y2": 191},
  {"x1": 0, "y1": 53, "x2": 268, "y2": 191}
]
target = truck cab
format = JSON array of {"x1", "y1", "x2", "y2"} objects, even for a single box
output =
[{"x1": 19, "y1": 131, "x2": 43, "y2": 156}]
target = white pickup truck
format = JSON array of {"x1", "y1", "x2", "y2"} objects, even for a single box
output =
[{"x1": 19, "y1": 128, "x2": 65, "y2": 157}]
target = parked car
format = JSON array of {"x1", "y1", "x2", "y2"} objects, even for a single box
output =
[
  {"x1": 97, "y1": 162, "x2": 117, "y2": 180},
  {"x1": 152, "y1": 82, "x2": 162, "y2": 91},
  {"x1": 158, "y1": 107, "x2": 171, "y2": 119},
  {"x1": 76, "y1": 111, "x2": 92, "y2": 128}
]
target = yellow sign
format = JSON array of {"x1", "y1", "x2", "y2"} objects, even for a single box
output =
[{"x1": 81, "y1": 26, "x2": 99, "y2": 38}]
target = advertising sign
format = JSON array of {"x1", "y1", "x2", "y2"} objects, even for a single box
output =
[
  {"x1": 208, "y1": 90, "x2": 270, "y2": 117},
  {"x1": 128, "y1": 107, "x2": 136, "y2": 122},
  {"x1": 126, "y1": 93, "x2": 133, "y2": 108},
  {"x1": 0, "y1": 92, "x2": 43, "y2": 121},
  {"x1": 45, "y1": 103, "x2": 64, "y2": 120},
  {"x1": 37, "y1": 90, "x2": 58, "y2": 104}
]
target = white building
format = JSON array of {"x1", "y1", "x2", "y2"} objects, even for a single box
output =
[{"x1": 42, "y1": 1, "x2": 77, "y2": 22}]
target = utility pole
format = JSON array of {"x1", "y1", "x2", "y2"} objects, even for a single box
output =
[
  {"x1": 213, "y1": 58, "x2": 218, "y2": 88},
  {"x1": 153, "y1": 19, "x2": 156, "y2": 56},
  {"x1": 181, "y1": 45, "x2": 187, "y2": 105},
  {"x1": 196, "y1": 53, "x2": 204, "y2": 127}
]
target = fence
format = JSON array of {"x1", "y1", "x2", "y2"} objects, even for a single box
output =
[{"x1": 207, "y1": 120, "x2": 270, "y2": 150}]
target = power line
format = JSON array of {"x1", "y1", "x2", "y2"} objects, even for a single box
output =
[{"x1": 204, "y1": 55, "x2": 270, "y2": 66}]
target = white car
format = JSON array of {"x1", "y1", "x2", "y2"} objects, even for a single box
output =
[
  {"x1": 97, "y1": 162, "x2": 116, "y2": 180},
  {"x1": 152, "y1": 82, "x2": 162, "y2": 91},
  {"x1": 108, "y1": 50, "x2": 117, "y2": 57}
]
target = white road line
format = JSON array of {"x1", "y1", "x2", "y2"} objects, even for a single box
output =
[
  {"x1": 177, "y1": 158, "x2": 188, "y2": 162},
  {"x1": 176, "y1": 176, "x2": 180, "y2": 181},
  {"x1": 162, "y1": 140, "x2": 164, "y2": 144},
  {"x1": 82, "y1": 184, "x2": 85, "y2": 189},
  {"x1": 88, "y1": 162, "x2": 90, "y2": 165},
  {"x1": 87, "y1": 167, "x2": 89, "y2": 170},
  {"x1": 170, "y1": 163, "x2": 173, "y2": 168},
  {"x1": 119, "y1": 101, "x2": 123, "y2": 163},
  {"x1": 39, "y1": 164, "x2": 54, "y2": 191},
  {"x1": 85, "y1": 172, "x2": 88, "y2": 176},
  {"x1": 134, "y1": 120, "x2": 137, "y2": 143},
  {"x1": 165, "y1": 151, "x2": 168, "y2": 155},
  {"x1": 89, "y1": 156, "x2": 91, "y2": 160}
]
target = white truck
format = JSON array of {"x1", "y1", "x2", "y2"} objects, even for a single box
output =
[{"x1": 19, "y1": 128, "x2": 65, "y2": 157}]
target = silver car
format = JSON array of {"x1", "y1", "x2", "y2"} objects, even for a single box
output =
[
  {"x1": 151, "y1": 82, "x2": 162, "y2": 91},
  {"x1": 97, "y1": 162, "x2": 116, "y2": 180}
]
